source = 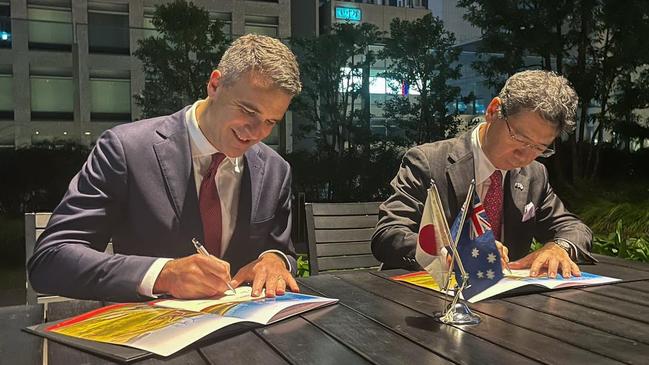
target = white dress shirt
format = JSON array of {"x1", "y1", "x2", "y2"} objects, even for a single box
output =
[
  {"x1": 470, "y1": 123, "x2": 577, "y2": 255},
  {"x1": 471, "y1": 122, "x2": 507, "y2": 202},
  {"x1": 138, "y1": 100, "x2": 289, "y2": 297}
]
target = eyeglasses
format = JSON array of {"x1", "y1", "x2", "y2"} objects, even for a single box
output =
[{"x1": 501, "y1": 106, "x2": 556, "y2": 158}]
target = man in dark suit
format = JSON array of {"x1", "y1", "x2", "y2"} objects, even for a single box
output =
[
  {"x1": 372, "y1": 70, "x2": 595, "y2": 279},
  {"x1": 28, "y1": 34, "x2": 301, "y2": 302}
]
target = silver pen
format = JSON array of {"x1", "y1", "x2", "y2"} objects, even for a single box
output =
[{"x1": 192, "y1": 238, "x2": 236, "y2": 294}]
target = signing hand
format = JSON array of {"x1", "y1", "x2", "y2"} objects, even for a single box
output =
[
  {"x1": 153, "y1": 254, "x2": 232, "y2": 299},
  {"x1": 495, "y1": 240, "x2": 511, "y2": 272},
  {"x1": 231, "y1": 253, "x2": 299, "y2": 298},
  {"x1": 509, "y1": 242, "x2": 581, "y2": 278}
]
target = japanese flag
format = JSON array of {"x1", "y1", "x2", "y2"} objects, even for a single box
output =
[{"x1": 415, "y1": 188, "x2": 452, "y2": 288}]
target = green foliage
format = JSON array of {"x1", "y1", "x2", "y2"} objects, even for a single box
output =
[
  {"x1": 458, "y1": 0, "x2": 649, "y2": 181},
  {"x1": 285, "y1": 141, "x2": 403, "y2": 202},
  {"x1": 291, "y1": 23, "x2": 383, "y2": 153},
  {"x1": 556, "y1": 178, "x2": 649, "y2": 239},
  {"x1": 379, "y1": 13, "x2": 462, "y2": 144},
  {"x1": 133, "y1": 0, "x2": 229, "y2": 118},
  {"x1": 529, "y1": 239, "x2": 543, "y2": 252},
  {"x1": 0, "y1": 142, "x2": 91, "y2": 217},
  {"x1": 296, "y1": 254, "x2": 310, "y2": 278},
  {"x1": 592, "y1": 220, "x2": 649, "y2": 262}
]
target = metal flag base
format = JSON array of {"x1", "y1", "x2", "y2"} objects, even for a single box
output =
[{"x1": 436, "y1": 302, "x2": 481, "y2": 325}]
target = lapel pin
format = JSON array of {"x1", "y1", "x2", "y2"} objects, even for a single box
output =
[{"x1": 514, "y1": 182, "x2": 524, "y2": 191}]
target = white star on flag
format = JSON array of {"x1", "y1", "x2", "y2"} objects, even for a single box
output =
[
  {"x1": 477, "y1": 270, "x2": 484, "y2": 278},
  {"x1": 471, "y1": 248, "x2": 479, "y2": 258},
  {"x1": 487, "y1": 253, "x2": 496, "y2": 264},
  {"x1": 487, "y1": 269, "x2": 495, "y2": 279}
]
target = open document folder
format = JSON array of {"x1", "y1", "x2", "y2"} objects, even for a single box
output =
[
  {"x1": 26, "y1": 287, "x2": 337, "y2": 357},
  {"x1": 392, "y1": 269, "x2": 620, "y2": 303}
]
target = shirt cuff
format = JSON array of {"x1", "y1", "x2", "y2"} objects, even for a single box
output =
[
  {"x1": 259, "y1": 250, "x2": 292, "y2": 273},
  {"x1": 138, "y1": 258, "x2": 173, "y2": 298}
]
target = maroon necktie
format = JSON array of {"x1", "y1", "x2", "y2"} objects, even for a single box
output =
[
  {"x1": 199, "y1": 153, "x2": 226, "y2": 256},
  {"x1": 484, "y1": 170, "x2": 503, "y2": 241}
]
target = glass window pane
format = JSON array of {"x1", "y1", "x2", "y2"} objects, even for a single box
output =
[
  {"x1": 244, "y1": 25, "x2": 277, "y2": 37},
  {"x1": 90, "y1": 78, "x2": 131, "y2": 114},
  {"x1": 30, "y1": 76, "x2": 73, "y2": 112},
  {"x1": 88, "y1": 11, "x2": 129, "y2": 54},
  {"x1": 1, "y1": 4, "x2": 11, "y2": 48},
  {"x1": 142, "y1": 16, "x2": 161, "y2": 39},
  {"x1": 28, "y1": 7, "x2": 73, "y2": 48},
  {"x1": 0, "y1": 74, "x2": 12, "y2": 111},
  {"x1": 263, "y1": 124, "x2": 279, "y2": 145}
]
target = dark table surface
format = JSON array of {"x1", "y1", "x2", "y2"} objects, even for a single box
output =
[{"x1": 3, "y1": 254, "x2": 649, "y2": 365}]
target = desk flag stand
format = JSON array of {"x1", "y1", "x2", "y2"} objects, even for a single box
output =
[{"x1": 436, "y1": 180, "x2": 481, "y2": 325}]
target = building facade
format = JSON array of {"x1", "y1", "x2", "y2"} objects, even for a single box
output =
[{"x1": 0, "y1": 0, "x2": 292, "y2": 150}]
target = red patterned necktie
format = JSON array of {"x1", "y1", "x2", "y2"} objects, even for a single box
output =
[
  {"x1": 199, "y1": 153, "x2": 226, "y2": 256},
  {"x1": 484, "y1": 170, "x2": 503, "y2": 241}
]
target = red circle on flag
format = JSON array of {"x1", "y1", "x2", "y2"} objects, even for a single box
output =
[{"x1": 419, "y1": 224, "x2": 437, "y2": 255}]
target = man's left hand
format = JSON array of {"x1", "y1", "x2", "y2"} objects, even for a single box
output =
[
  {"x1": 231, "y1": 253, "x2": 299, "y2": 297},
  {"x1": 508, "y1": 242, "x2": 581, "y2": 278}
]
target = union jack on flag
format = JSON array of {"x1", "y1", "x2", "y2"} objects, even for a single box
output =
[
  {"x1": 450, "y1": 190, "x2": 503, "y2": 301},
  {"x1": 468, "y1": 199, "x2": 492, "y2": 240}
]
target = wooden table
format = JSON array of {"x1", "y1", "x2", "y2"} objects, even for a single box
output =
[{"x1": 3, "y1": 254, "x2": 649, "y2": 365}]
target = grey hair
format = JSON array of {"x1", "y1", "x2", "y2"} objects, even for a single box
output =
[
  {"x1": 498, "y1": 70, "x2": 578, "y2": 133},
  {"x1": 217, "y1": 34, "x2": 302, "y2": 96}
]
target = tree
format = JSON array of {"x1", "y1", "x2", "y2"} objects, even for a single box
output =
[
  {"x1": 133, "y1": 0, "x2": 229, "y2": 118},
  {"x1": 290, "y1": 23, "x2": 405, "y2": 201},
  {"x1": 379, "y1": 13, "x2": 462, "y2": 144},
  {"x1": 292, "y1": 23, "x2": 383, "y2": 155},
  {"x1": 458, "y1": 0, "x2": 649, "y2": 182}
]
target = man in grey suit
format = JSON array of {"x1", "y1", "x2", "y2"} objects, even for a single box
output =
[
  {"x1": 28, "y1": 35, "x2": 301, "y2": 302},
  {"x1": 373, "y1": 70, "x2": 595, "y2": 279}
]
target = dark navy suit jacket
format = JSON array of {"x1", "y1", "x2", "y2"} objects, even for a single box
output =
[{"x1": 28, "y1": 107, "x2": 296, "y2": 302}]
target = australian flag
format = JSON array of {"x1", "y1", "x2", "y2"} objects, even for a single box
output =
[{"x1": 450, "y1": 191, "x2": 504, "y2": 301}]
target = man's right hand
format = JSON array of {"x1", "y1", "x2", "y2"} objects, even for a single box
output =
[{"x1": 153, "y1": 254, "x2": 232, "y2": 299}]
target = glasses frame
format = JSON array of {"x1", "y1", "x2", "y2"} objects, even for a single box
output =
[{"x1": 500, "y1": 104, "x2": 556, "y2": 158}]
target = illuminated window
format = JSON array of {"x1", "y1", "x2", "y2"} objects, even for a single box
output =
[
  {"x1": 28, "y1": 6, "x2": 72, "y2": 51},
  {"x1": 30, "y1": 73, "x2": 74, "y2": 120}
]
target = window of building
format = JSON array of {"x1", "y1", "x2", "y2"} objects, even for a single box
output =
[
  {"x1": 27, "y1": 5, "x2": 73, "y2": 51},
  {"x1": 30, "y1": 71, "x2": 74, "y2": 120},
  {"x1": 90, "y1": 74, "x2": 131, "y2": 122},
  {"x1": 263, "y1": 120, "x2": 280, "y2": 146},
  {"x1": 0, "y1": 3, "x2": 11, "y2": 48},
  {"x1": 211, "y1": 12, "x2": 232, "y2": 38},
  {"x1": 244, "y1": 15, "x2": 278, "y2": 37},
  {"x1": 142, "y1": 9, "x2": 161, "y2": 40},
  {"x1": 0, "y1": 71, "x2": 13, "y2": 120},
  {"x1": 88, "y1": 10, "x2": 130, "y2": 54}
]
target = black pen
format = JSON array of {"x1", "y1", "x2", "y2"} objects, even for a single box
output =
[{"x1": 192, "y1": 238, "x2": 236, "y2": 294}]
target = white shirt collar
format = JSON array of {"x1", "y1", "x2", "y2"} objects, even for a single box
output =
[
  {"x1": 185, "y1": 99, "x2": 242, "y2": 173},
  {"x1": 471, "y1": 122, "x2": 504, "y2": 185}
]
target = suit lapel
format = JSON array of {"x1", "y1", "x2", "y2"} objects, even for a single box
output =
[
  {"x1": 152, "y1": 108, "x2": 195, "y2": 220},
  {"x1": 246, "y1": 147, "x2": 265, "y2": 221},
  {"x1": 503, "y1": 167, "x2": 530, "y2": 243},
  {"x1": 446, "y1": 132, "x2": 475, "y2": 217}
]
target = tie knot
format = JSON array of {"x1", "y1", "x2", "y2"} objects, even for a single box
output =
[
  {"x1": 206, "y1": 153, "x2": 226, "y2": 177},
  {"x1": 490, "y1": 170, "x2": 502, "y2": 185}
]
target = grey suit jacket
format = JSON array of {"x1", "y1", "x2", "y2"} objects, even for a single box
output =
[
  {"x1": 372, "y1": 131, "x2": 594, "y2": 270},
  {"x1": 28, "y1": 107, "x2": 296, "y2": 302}
]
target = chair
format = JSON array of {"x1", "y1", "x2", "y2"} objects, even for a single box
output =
[
  {"x1": 305, "y1": 202, "x2": 382, "y2": 275},
  {"x1": 24, "y1": 212, "x2": 113, "y2": 304}
]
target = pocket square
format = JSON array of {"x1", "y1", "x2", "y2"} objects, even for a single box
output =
[{"x1": 522, "y1": 202, "x2": 536, "y2": 222}]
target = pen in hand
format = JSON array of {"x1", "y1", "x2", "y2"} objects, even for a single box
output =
[
  {"x1": 503, "y1": 259, "x2": 513, "y2": 275},
  {"x1": 192, "y1": 238, "x2": 236, "y2": 294}
]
